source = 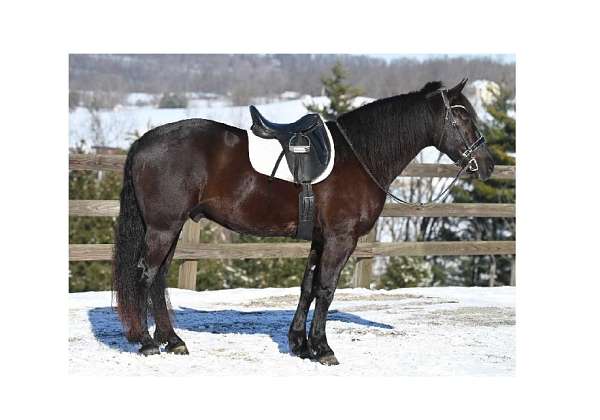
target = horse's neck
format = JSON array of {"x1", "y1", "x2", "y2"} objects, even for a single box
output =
[
  {"x1": 339, "y1": 100, "x2": 436, "y2": 188},
  {"x1": 387, "y1": 142, "x2": 429, "y2": 185},
  {"x1": 342, "y1": 123, "x2": 432, "y2": 189}
]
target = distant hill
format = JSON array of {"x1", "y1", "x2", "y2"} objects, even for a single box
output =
[{"x1": 69, "y1": 54, "x2": 515, "y2": 100}]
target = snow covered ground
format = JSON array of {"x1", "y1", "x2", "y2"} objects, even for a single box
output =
[{"x1": 69, "y1": 286, "x2": 515, "y2": 376}]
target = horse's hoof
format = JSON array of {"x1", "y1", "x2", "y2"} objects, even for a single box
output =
[
  {"x1": 139, "y1": 343, "x2": 160, "y2": 356},
  {"x1": 317, "y1": 354, "x2": 340, "y2": 366},
  {"x1": 290, "y1": 341, "x2": 312, "y2": 359},
  {"x1": 166, "y1": 343, "x2": 189, "y2": 355},
  {"x1": 291, "y1": 347, "x2": 312, "y2": 359}
]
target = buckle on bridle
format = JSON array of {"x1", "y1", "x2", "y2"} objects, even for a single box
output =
[
  {"x1": 467, "y1": 158, "x2": 478, "y2": 172},
  {"x1": 460, "y1": 135, "x2": 485, "y2": 170}
]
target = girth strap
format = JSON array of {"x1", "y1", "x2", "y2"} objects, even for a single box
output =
[
  {"x1": 268, "y1": 152, "x2": 316, "y2": 240},
  {"x1": 296, "y1": 183, "x2": 314, "y2": 240},
  {"x1": 268, "y1": 150, "x2": 286, "y2": 182}
]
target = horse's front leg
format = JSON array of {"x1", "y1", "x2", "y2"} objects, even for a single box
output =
[
  {"x1": 307, "y1": 235, "x2": 357, "y2": 365},
  {"x1": 288, "y1": 239, "x2": 323, "y2": 358}
]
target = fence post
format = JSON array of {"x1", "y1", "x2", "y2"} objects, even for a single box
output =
[
  {"x1": 177, "y1": 220, "x2": 201, "y2": 290},
  {"x1": 510, "y1": 257, "x2": 516, "y2": 286},
  {"x1": 489, "y1": 255, "x2": 497, "y2": 287},
  {"x1": 352, "y1": 228, "x2": 376, "y2": 289}
]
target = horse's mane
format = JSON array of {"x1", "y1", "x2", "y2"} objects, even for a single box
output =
[{"x1": 336, "y1": 82, "x2": 444, "y2": 185}]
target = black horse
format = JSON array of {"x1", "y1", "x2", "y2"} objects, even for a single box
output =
[{"x1": 113, "y1": 78, "x2": 494, "y2": 364}]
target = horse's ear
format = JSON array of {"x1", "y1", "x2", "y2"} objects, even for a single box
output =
[{"x1": 447, "y1": 78, "x2": 468, "y2": 100}]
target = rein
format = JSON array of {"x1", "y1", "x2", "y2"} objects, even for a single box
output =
[{"x1": 335, "y1": 89, "x2": 486, "y2": 207}]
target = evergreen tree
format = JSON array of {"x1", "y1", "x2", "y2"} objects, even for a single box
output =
[
  {"x1": 306, "y1": 61, "x2": 363, "y2": 119},
  {"x1": 69, "y1": 141, "x2": 123, "y2": 291},
  {"x1": 158, "y1": 92, "x2": 188, "y2": 108},
  {"x1": 379, "y1": 256, "x2": 432, "y2": 289}
]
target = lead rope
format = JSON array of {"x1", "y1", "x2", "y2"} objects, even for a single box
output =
[{"x1": 334, "y1": 120, "x2": 466, "y2": 207}]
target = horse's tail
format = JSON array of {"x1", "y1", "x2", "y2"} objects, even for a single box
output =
[{"x1": 112, "y1": 141, "x2": 145, "y2": 340}]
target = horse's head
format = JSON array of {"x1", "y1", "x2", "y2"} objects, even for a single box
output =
[{"x1": 427, "y1": 78, "x2": 495, "y2": 180}]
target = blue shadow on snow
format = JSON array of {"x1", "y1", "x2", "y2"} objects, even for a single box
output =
[{"x1": 87, "y1": 306, "x2": 393, "y2": 354}]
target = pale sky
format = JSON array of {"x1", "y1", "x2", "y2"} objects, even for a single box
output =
[{"x1": 364, "y1": 54, "x2": 515, "y2": 63}]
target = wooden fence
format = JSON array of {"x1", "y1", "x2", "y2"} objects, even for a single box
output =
[{"x1": 69, "y1": 154, "x2": 515, "y2": 288}]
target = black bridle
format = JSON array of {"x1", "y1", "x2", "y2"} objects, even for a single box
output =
[
  {"x1": 335, "y1": 89, "x2": 487, "y2": 206},
  {"x1": 438, "y1": 89, "x2": 486, "y2": 172}
]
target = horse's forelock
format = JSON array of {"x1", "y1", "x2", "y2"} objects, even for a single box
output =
[{"x1": 419, "y1": 81, "x2": 444, "y2": 95}]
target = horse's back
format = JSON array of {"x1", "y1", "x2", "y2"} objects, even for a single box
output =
[
  {"x1": 134, "y1": 118, "x2": 242, "y2": 152},
  {"x1": 130, "y1": 118, "x2": 249, "y2": 177}
]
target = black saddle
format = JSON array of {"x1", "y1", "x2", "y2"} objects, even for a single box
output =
[
  {"x1": 249, "y1": 106, "x2": 321, "y2": 139},
  {"x1": 249, "y1": 105, "x2": 331, "y2": 182},
  {"x1": 249, "y1": 105, "x2": 333, "y2": 240}
]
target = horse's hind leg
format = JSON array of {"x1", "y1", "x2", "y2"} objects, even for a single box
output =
[
  {"x1": 149, "y1": 236, "x2": 189, "y2": 355},
  {"x1": 137, "y1": 226, "x2": 183, "y2": 356},
  {"x1": 288, "y1": 239, "x2": 323, "y2": 358}
]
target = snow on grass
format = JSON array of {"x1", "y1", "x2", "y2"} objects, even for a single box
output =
[
  {"x1": 69, "y1": 96, "x2": 330, "y2": 151},
  {"x1": 69, "y1": 286, "x2": 515, "y2": 376}
]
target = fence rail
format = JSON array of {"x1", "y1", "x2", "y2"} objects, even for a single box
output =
[
  {"x1": 69, "y1": 154, "x2": 516, "y2": 288},
  {"x1": 69, "y1": 241, "x2": 515, "y2": 262},
  {"x1": 69, "y1": 154, "x2": 516, "y2": 180},
  {"x1": 70, "y1": 200, "x2": 516, "y2": 218}
]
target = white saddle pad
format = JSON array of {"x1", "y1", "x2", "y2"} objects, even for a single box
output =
[{"x1": 246, "y1": 122, "x2": 335, "y2": 184}]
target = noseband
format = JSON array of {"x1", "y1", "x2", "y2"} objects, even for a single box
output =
[
  {"x1": 438, "y1": 89, "x2": 486, "y2": 172},
  {"x1": 335, "y1": 89, "x2": 488, "y2": 206}
]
